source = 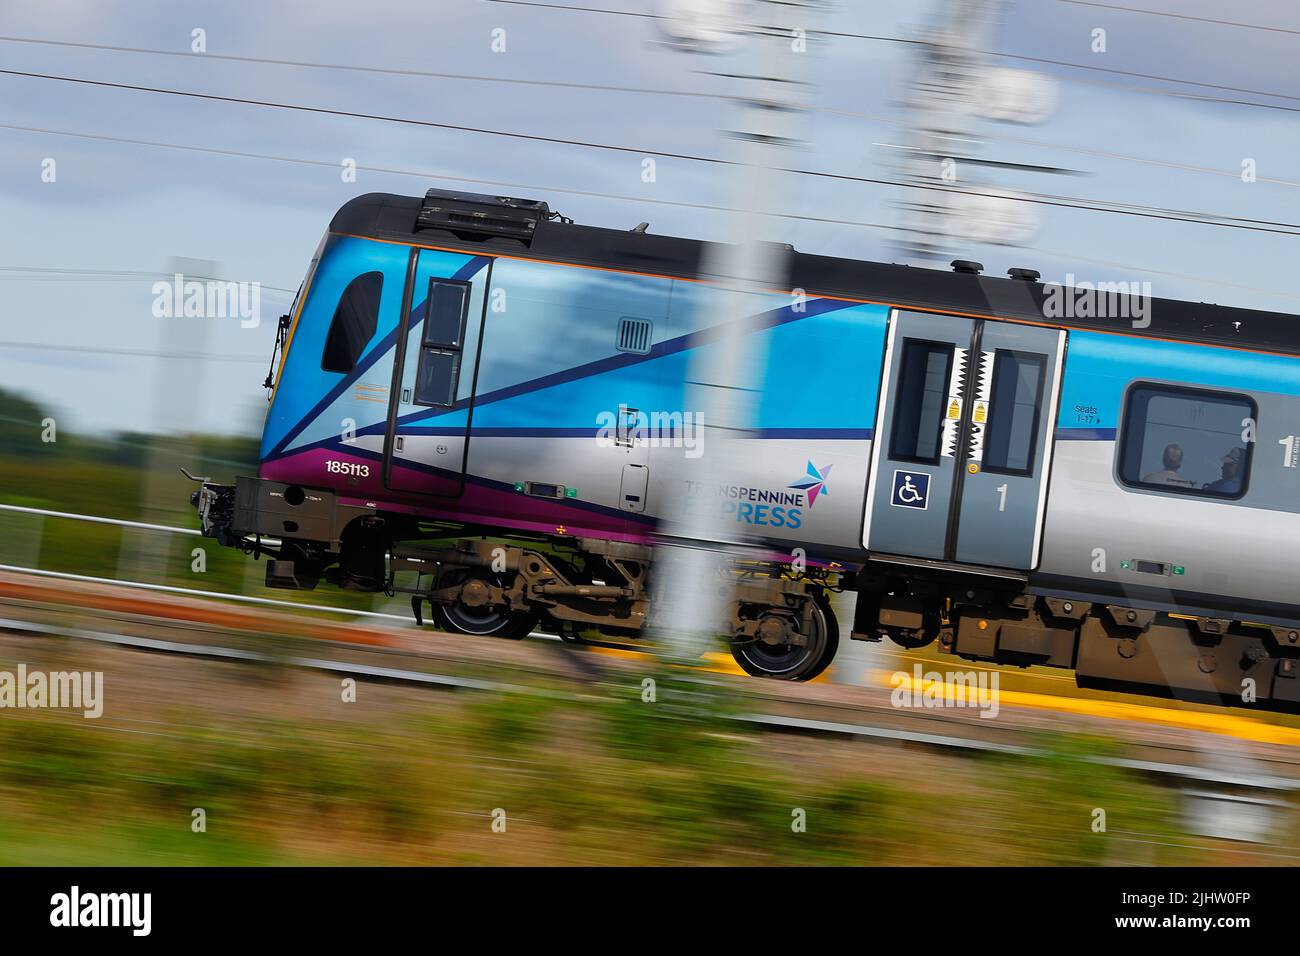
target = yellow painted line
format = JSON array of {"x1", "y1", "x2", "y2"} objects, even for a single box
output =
[
  {"x1": 699, "y1": 651, "x2": 747, "y2": 676},
  {"x1": 583, "y1": 645, "x2": 837, "y2": 681},
  {"x1": 895, "y1": 652, "x2": 1076, "y2": 683},
  {"x1": 583, "y1": 646, "x2": 748, "y2": 676},
  {"x1": 876, "y1": 669, "x2": 1300, "y2": 747},
  {"x1": 584, "y1": 645, "x2": 652, "y2": 662},
  {"x1": 698, "y1": 651, "x2": 835, "y2": 681}
]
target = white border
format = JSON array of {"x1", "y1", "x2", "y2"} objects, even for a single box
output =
[
  {"x1": 861, "y1": 309, "x2": 900, "y2": 547},
  {"x1": 1029, "y1": 329, "x2": 1068, "y2": 568}
]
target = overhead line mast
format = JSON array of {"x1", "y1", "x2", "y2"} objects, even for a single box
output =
[{"x1": 649, "y1": 0, "x2": 825, "y2": 667}]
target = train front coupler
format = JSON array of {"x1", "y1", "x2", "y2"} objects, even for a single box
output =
[
  {"x1": 180, "y1": 467, "x2": 239, "y2": 547},
  {"x1": 182, "y1": 470, "x2": 384, "y2": 590}
]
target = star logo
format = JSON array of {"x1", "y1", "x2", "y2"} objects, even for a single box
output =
[{"x1": 788, "y1": 461, "x2": 832, "y2": 508}]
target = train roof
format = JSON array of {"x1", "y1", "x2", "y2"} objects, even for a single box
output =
[{"x1": 330, "y1": 190, "x2": 1300, "y2": 357}]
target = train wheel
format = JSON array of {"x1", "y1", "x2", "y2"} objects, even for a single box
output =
[
  {"x1": 804, "y1": 599, "x2": 840, "y2": 681},
  {"x1": 431, "y1": 571, "x2": 540, "y2": 640},
  {"x1": 730, "y1": 598, "x2": 839, "y2": 682}
]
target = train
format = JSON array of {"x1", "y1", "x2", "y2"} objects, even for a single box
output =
[{"x1": 188, "y1": 187, "x2": 1300, "y2": 709}]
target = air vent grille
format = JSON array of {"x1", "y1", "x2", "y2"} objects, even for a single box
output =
[{"x1": 617, "y1": 317, "x2": 653, "y2": 355}]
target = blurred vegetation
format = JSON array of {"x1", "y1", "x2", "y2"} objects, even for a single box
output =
[
  {"x1": 0, "y1": 388, "x2": 258, "y2": 479},
  {"x1": 0, "y1": 387, "x2": 386, "y2": 610},
  {"x1": 0, "y1": 387, "x2": 1280, "y2": 865},
  {"x1": 963, "y1": 736, "x2": 1187, "y2": 865},
  {"x1": 0, "y1": 671, "x2": 1216, "y2": 866}
]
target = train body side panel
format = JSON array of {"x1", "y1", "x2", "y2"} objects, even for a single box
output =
[
  {"x1": 437, "y1": 256, "x2": 678, "y2": 539},
  {"x1": 403, "y1": 255, "x2": 887, "y2": 553},
  {"x1": 1035, "y1": 331, "x2": 1300, "y2": 622},
  {"x1": 648, "y1": 281, "x2": 886, "y2": 553},
  {"x1": 259, "y1": 237, "x2": 885, "y2": 554}
]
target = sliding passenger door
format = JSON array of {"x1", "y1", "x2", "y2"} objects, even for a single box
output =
[
  {"x1": 953, "y1": 321, "x2": 1065, "y2": 568},
  {"x1": 863, "y1": 309, "x2": 1065, "y2": 570},
  {"x1": 863, "y1": 312, "x2": 974, "y2": 561},
  {"x1": 383, "y1": 249, "x2": 491, "y2": 496}
]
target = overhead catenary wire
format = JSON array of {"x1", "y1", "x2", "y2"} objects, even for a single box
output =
[
  {"x1": 5, "y1": 34, "x2": 1299, "y2": 188},
  {"x1": 2, "y1": 71, "x2": 1298, "y2": 236},
  {"x1": 0, "y1": 265, "x2": 293, "y2": 361},
  {"x1": 839, "y1": 106, "x2": 1300, "y2": 189},
  {"x1": 1056, "y1": 0, "x2": 1300, "y2": 37},
  {"x1": 979, "y1": 50, "x2": 1300, "y2": 112},
  {"x1": 0, "y1": 67, "x2": 733, "y2": 164},
  {"x1": 0, "y1": 34, "x2": 731, "y2": 102},
  {"x1": 0, "y1": 120, "x2": 901, "y2": 235},
  {"x1": 481, "y1": 0, "x2": 1300, "y2": 108},
  {"x1": 0, "y1": 341, "x2": 267, "y2": 363},
  {"x1": 0, "y1": 265, "x2": 296, "y2": 294},
  {"x1": 0, "y1": 119, "x2": 1295, "y2": 304}
]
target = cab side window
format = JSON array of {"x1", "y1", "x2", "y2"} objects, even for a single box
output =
[
  {"x1": 321, "y1": 271, "x2": 383, "y2": 373},
  {"x1": 1118, "y1": 383, "x2": 1254, "y2": 499}
]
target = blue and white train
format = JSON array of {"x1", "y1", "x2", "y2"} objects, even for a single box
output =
[{"x1": 189, "y1": 189, "x2": 1300, "y2": 709}]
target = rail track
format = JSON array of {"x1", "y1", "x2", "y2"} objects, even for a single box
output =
[
  {"x1": 2, "y1": 566, "x2": 1298, "y2": 795},
  {"x1": 4, "y1": 502, "x2": 1300, "y2": 816}
]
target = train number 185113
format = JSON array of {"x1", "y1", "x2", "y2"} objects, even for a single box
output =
[{"x1": 325, "y1": 459, "x2": 370, "y2": 478}]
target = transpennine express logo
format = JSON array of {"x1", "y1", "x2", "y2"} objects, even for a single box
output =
[
  {"x1": 788, "y1": 461, "x2": 832, "y2": 508},
  {"x1": 684, "y1": 459, "x2": 832, "y2": 530}
]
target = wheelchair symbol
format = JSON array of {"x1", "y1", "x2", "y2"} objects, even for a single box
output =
[{"x1": 890, "y1": 469, "x2": 930, "y2": 510}]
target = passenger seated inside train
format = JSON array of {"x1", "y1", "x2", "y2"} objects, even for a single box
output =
[
  {"x1": 1203, "y1": 446, "x2": 1246, "y2": 494},
  {"x1": 1142, "y1": 443, "x2": 1195, "y2": 487}
]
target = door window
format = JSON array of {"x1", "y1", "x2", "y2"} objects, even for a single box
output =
[
  {"x1": 888, "y1": 340, "x2": 953, "y2": 465},
  {"x1": 413, "y1": 279, "x2": 470, "y2": 407},
  {"x1": 982, "y1": 350, "x2": 1046, "y2": 476}
]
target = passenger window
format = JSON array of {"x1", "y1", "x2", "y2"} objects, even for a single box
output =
[
  {"x1": 889, "y1": 340, "x2": 953, "y2": 465},
  {"x1": 321, "y1": 271, "x2": 382, "y2": 373},
  {"x1": 1118, "y1": 383, "x2": 1255, "y2": 499},
  {"x1": 983, "y1": 350, "x2": 1046, "y2": 476},
  {"x1": 413, "y1": 279, "x2": 470, "y2": 407}
]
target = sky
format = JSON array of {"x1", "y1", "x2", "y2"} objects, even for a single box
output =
[{"x1": 0, "y1": 0, "x2": 1297, "y2": 438}]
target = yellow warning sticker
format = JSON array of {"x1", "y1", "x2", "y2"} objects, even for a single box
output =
[
  {"x1": 973, "y1": 400, "x2": 988, "y2": 424},
  {"x1": 946, "y1": 397, "x2": 962, "y2": 420}
]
